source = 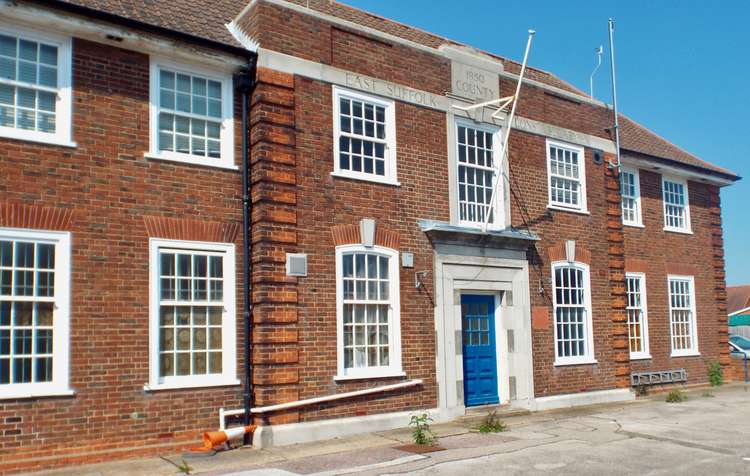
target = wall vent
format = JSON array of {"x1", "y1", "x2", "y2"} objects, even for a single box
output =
[{"x1": 286, "y1": 253, "x2": 308, "y2": 277}]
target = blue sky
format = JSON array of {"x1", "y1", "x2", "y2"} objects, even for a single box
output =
[{"x1": 343, "y1": 0, "x2": 749, "y2": 285}]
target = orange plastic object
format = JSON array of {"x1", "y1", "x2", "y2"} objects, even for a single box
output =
[{"x1": 202, "y1": 425, "x2": 256, "y2": 450}]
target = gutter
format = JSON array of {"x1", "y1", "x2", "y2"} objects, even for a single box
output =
[
  {"x1": 37, "y1": 0, "x2": 254, "y2": 58},
  {"x1": 236, "y1": 60, "x2": 258, "y2": 445}
]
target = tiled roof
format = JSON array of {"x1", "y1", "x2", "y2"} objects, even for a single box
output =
[
  {"x1": 728, "y1": 286, "x2": 750, "y2": 315},
  {"x1": 48, "y1": 0, "x2": 738, "y2": 180},
  {"x1": 50, "y1": 0, "x2": 249, "y2": 48},
  {"x1": 619, "y1": 115, "x2": 736, "y2": 178}
]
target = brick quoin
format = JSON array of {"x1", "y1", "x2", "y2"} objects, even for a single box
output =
[{"x1": 0, "y1": 0, "x2": 737, "y2": 473}]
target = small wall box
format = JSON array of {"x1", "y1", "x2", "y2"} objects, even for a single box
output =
[
  {"x1": 286, "y1": 253, "x2": 308, "y2": 277},
  {"x1": 401, "y1": 252, "x2": 414, "y2": 268}
]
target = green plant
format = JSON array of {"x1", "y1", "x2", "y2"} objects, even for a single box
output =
[
  {"x1": 409, "y1": 412, "x2": 436, "y2": 445},
  {"x1": 635, "y1": 383, "x2": 649, "y2": 397},
  {"x1": 160, "y1": 456, "x2": 193, "y2": 475},
  {"x1": 707, "y1": 361, "x2": 724, "y2": 387},
  {"x1": 665, "y1": 389, "x2": 687, "y2": 403},
  {"x1": 702, "y1": 390, "x2": 715, "y2": 398},
  {"x1": 477, "y1": 410, "x2": 508, "y2": 433}
]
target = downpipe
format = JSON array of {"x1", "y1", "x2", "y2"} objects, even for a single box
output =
[{"x1": 236, "y1": 57, "x2": 258, "y2": 446}]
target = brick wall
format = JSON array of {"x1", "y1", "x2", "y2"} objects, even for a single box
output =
[
  {"x1": 241, "y1": 0, "x2": 728, "y2": 408},
  {"x1": 0, "y1": 39, "x2": 246, "y2": 473},
  {"x1": 624, "y1": 169, "x2": 728, "y2": 385}
]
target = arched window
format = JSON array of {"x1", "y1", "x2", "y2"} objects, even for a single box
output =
[
  {"x1": 551, "y1": 261, "x2": 596, "y2": 366},
  {"x1": 335, "y1": 245, "x2": 403, "y2": 380}
]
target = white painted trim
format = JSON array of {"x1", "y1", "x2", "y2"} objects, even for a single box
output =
[
  {"x1": 0, "y1": 23, "x2": 73, "y2": 147},
  {"x1": 332, "y1": 86, "x2": 398, "y2": 185},
  {"x1": 620, "y1": 167, "x2": 643, "y2": 227},
  {"x1": 0, "y1": 228, "x2": 72, "y2": 400},
  {"x1": 146, "y1": 238, "x2": 237, "y2": 391},
  {"x1": 546, "y1": 205, "x2": 591, "y2": 216},
  {"x1": 667, "y1": 274, "x2": 699, "y2": 357},
  {"x1": 334, "y1": 244, "x2": 403, "y2": 380},
  {"x1": 252, "y1": 405, "x2": 464, "y2": 448},
  {"x1": 526, "y1": 388, "x2": 634, "y2": 412},
  {"x1": 661, "y1": 175, "x2": 692, "y2": 234},
  {"x1": 1, "y1": 0, "x2": 247, "y2": 69},
  {"x1": 621, "y1": 154, "x2": 734, "y2": 187},
  {"x1": 625, "y1": 272, "x2": 651, "y2": 360},
  {"x1": 225, "y1": 21, "x2": 259, "y2": 52},
  {"x1": 551, "y1": 261, "x2": 596, "y2": 366},
  {"x1": 453, "y1": 118, "x2": 504, "y2": 230},
  {"x1": 147, "y1": 57, "x2": 236, "y2": 170},
  {"x1": 251, "y1": 379, "x2": 422, "y2": 414},
  {"x1": 546, "y1": 139, "x2": 588, "y2": 214}
]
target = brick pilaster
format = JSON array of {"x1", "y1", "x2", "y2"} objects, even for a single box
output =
[
  {"x1": 708, "y1": 187, "x2": 731, "y2": 372},
  {"x1": 606, "y1": 161, "x2": 631, "y2": 388},
  {"x1": 250, "y1": 67, "x2": 300, "y2": 423}
]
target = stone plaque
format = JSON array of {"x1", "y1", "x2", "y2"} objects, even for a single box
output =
[{"x1": 451, "y1": 62, "x2": 500, "y2": 102}]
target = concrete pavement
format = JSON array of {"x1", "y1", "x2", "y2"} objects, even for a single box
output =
[{"x1": 22, "y1": 384, "x2": 750, "y2": 476}]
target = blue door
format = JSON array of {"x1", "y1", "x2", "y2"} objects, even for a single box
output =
[{"x1": 461, "y1": 294, "x2": 499, "y2": 406}]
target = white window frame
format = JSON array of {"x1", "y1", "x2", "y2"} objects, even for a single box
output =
[
  {"x1": 454, "y1": 117, "x2": 504, "y2": 229},
  {"x1": 546, "y1": 139, "x2": 588, "y2": 214},
  {"x1": 334, "y1": 244, "x2": 403, "y2": 380},
  {"x1": 620, "y1": 167, "x2": 643, "y2": 227},
  {"x1": 332, "y1": 86, "x2": 398, "y2": 186},
  {"x1": 146, "y1": 238, "x2": 238, "y2": 391},
  {"x1": 0, "y1": 24, "x2": 74, "y2": 148},
  {"x1": 551, "y1": 261, "x2": 596, "y2": 366},
  {"x1": 662, "y1": 176, "x2": 692, "y2": 234},
  {"x1": 147, "y1": 58, "x2": 236, "y2": 170},
  {"x1": 667, "y1": 274, "x2": 699, "y2": 357},
  {"x1": 0, "y1": 228, "x2": 72, "y2": 399},
  {"x1": 625, "y1": 272, "x2": 651, "y2": 360}
]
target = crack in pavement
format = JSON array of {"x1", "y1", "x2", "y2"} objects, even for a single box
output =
[{"x1": 590, "y1": 415, "x2": 737, "y2": 456}]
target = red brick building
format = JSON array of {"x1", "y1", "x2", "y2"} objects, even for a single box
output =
[{"x1": 0, "y1": 0, "x2": 739, "y2": 472}]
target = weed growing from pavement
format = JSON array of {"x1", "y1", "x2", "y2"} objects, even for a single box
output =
[
  {"x1": 666, "y1": 389, "x2": 688, "y2": 403},
  {"x1": 409, "y1": 412, "x2": 437, "y2": 445},
  {"x1": 707, "y1": 361, "x2": 724, "y2": 387},
  {"x1": 476, "y1": 410, "x2": 508, "y2": 433},
  {"x1": 635, "y1": 384, "x2": 649, "y2": 397},
  {"x1": 702, "y1": 390, "x2": 715, "y2": 398},
  {"x1": 160, "y1": 456, "x2": 193, "y2": 475}
]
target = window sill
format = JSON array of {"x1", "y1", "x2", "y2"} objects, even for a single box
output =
[
  {"x1": 0, "y1": 387, "x2": 75, "y2": 400},
  {"x1": 144, "y1": 153, "x2": 239, "y2": 171},
  {"x1": 623, "y1": 222, "x2": 645, "y2": 229},
  {"x1": 143, "y1": 378, "x2": 241, "y2": 392},
  {"x1": 330, "y1": 171, "x2": 401, "y2": 187},
  {"x1": 457, "y1": 221, "x2": 504, "y2": 232},
  {"x1": 546, "y1": 205, "x2": 590, "y2": 216},
  {"x1": 663, "y1": 227, "x2": 693, "y2": 235},
  {"x1": 0, "y1": 131, "x2": 77, "y2": 149},
  {"x1": 670, "y1": 351, "x2": 700, "y2": 358},
  {"x1": 554, "y1": 358, "x2": 598, "y2": 367},
  {"x1": 630, "y1": 354, "x2": 652, "y2": 361},
  {"x1": 334, "y1": 370, "x2": 406, "y2": 382}
]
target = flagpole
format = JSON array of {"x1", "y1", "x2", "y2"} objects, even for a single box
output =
[{"x1": 482, "y1": 29, "x2": 535, "y2": 232}]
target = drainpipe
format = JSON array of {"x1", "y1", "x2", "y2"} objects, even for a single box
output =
[{"x1": 236, "y1": 57, "x2": 257, "y2": 445}]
